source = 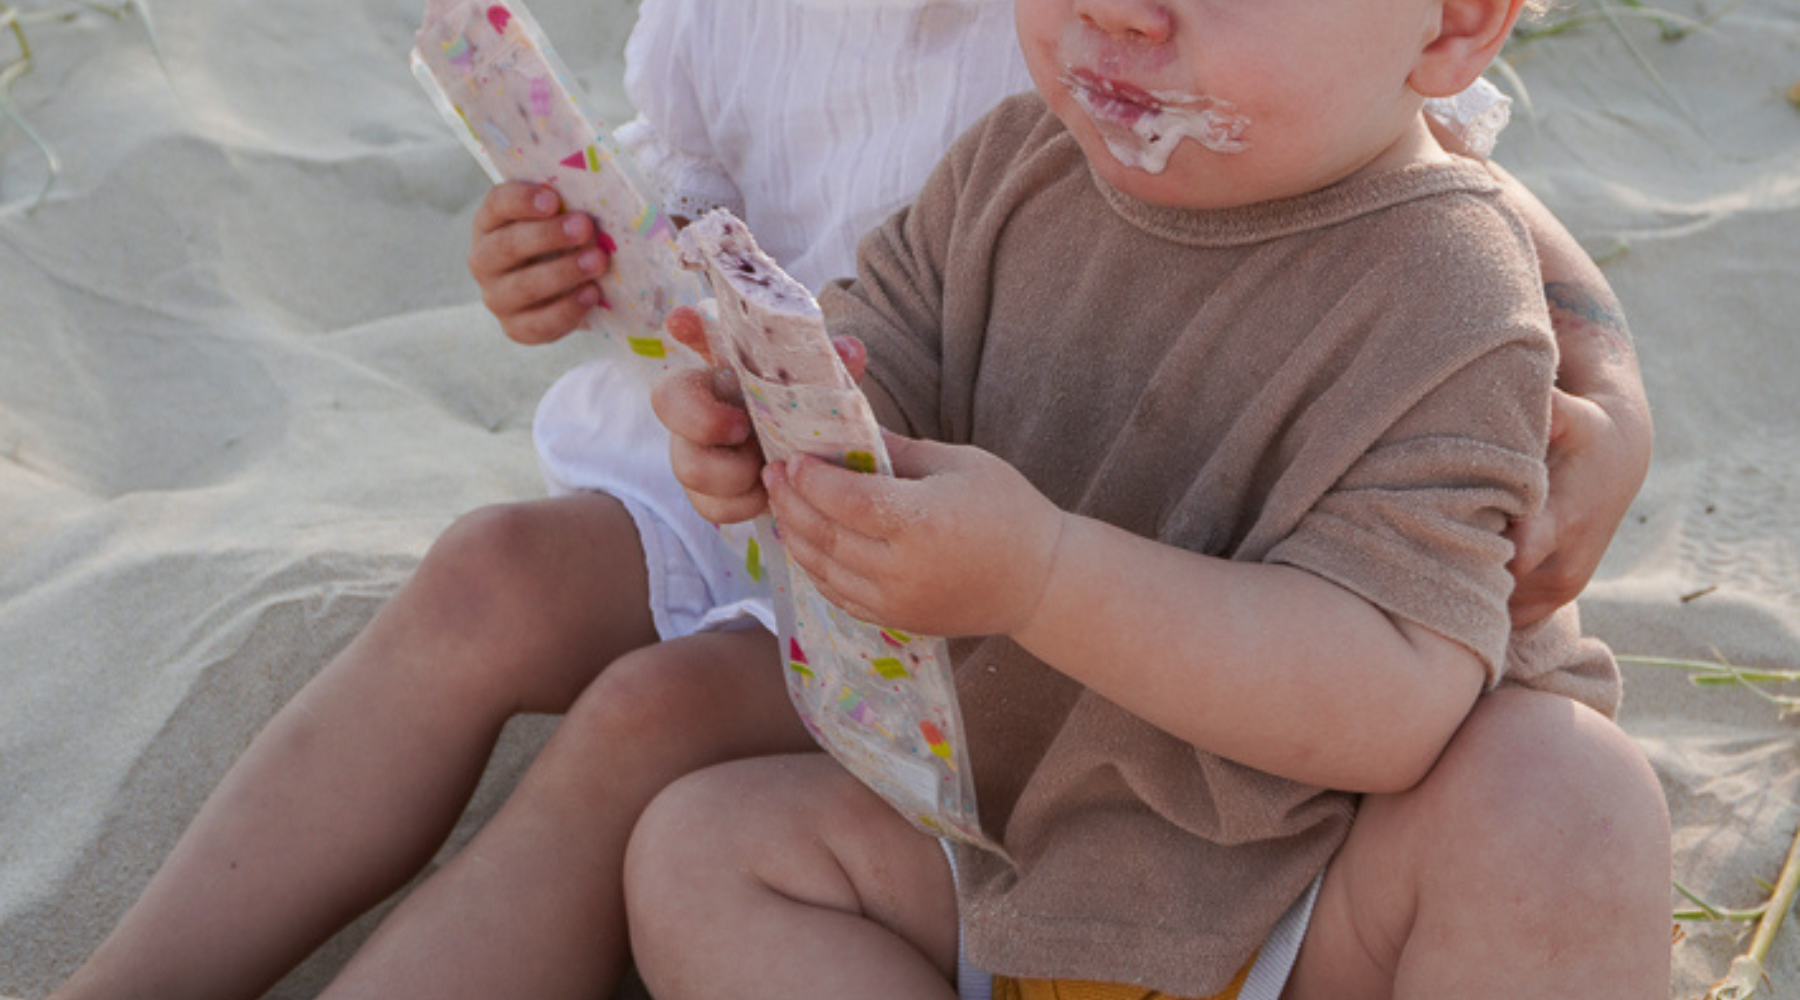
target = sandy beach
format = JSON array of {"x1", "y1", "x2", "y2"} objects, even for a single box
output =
[{"x1": 3, "y1": 0, "x2": 1798, "y2": 996}]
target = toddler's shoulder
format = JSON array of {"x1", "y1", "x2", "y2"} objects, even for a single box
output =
[{"x1": 1351, "y1": 164, "x2": 1546, "y2": 325}]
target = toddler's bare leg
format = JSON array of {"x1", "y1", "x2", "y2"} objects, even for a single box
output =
[
  {"x1": 319, "y1": 627, "x2": 811, "y2": 1000},
  {"x1": 1282, "y1": 687, "x2": 1671, "y2": 1000},
  {"x1": 53, "y1": 495, "x2": 661, "y2": 1000},
  {"x1": 626, "y1": 754, "x2": 961, "y2": 1000}
]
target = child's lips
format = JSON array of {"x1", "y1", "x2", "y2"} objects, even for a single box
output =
[
  {"x1": 1063, "y1": 69, "x2": 1161, "y2": 125},
  {"x1": 1056, "y1": 63, "x2": 1251, "y2": 173}
]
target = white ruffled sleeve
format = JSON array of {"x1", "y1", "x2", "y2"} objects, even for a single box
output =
[
  {"x1": 1423, "y1": 76, "x2": 1512, "y2": 160},
  {"x1": 615, "y1": 0, "x2": 745, "y2": 221}
]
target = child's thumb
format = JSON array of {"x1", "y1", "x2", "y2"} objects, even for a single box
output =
[
  {"x1": 832, "y1": 334, "x2": 869, "y2": 384},
  {"x1": 664, "y1": 300, "x2": 719, "y2": 365},
  {"x1": 879, "y1": 428, "x2": 960, "y2": 481}
]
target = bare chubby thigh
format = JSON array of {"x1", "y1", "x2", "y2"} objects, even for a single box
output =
[
  {"x1": 1281, "y1": 688, "x2": 1671, "y2": 1000},
  {"x1": 1278, "y1": 815, "x2": 1411, "y2": 1000}
]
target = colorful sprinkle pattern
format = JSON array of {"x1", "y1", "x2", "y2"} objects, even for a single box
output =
[
  {"x1": 411, "y1": 0, "x2": 703, "y2": 368},
  {"x1": 415, "y1": 4, "x2": 995, "y2": 850},
  {"x1": 679, "y1": 211, "x2": 997, "y2": 853}
]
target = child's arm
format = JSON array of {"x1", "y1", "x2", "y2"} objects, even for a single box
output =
[
  {"x1": 1488, "y1": 164, "x2": 1652, "y2": 627},
  {"x1": 1011, "y1": 497, "x2": 1487, "y2": 794},
  {"x1": 762, "y1": 438, "x2": 1485, "y2": 795}
]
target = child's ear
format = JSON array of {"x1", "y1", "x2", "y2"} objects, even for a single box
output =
[{"x1": 1410, "y1": 0, "x2": 1527, "y2": 98}]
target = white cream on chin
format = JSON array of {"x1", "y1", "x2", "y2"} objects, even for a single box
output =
[{"x1": 1061, "y1": 72, "x2": 1249, "y2": 173}]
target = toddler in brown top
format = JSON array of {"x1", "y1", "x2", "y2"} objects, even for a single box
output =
[{"x1": 641, "y1": 0, "x2": 1671, "y2": 997}]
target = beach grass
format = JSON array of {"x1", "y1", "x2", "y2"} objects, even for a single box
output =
[
  {"x1": 0, "y1": 0, "x2": 159, "y2": 210},
  {"x1": 0, "y1": 3, "x2": 60, "y2": 208},
  {"x1": 1627, "y1": 654, "x2": 1800, "y2": 999},
  {"x1": 1497, "y1": 0, "x2": 1718, "y2": 130}
]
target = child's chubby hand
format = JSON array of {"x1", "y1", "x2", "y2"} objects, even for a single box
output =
[
  {"x1": 467, "y1": 181, "x2": 614, "y2": 345},
  {"x1": 652, "y1": 306, "x2": 874, "y2": 526},
  {"x1": 652, "y1": 305, "x2": 765, "y2": 524},
  {"x1": 764, "y1": 432, "x2": 1067, "y2": 640}
]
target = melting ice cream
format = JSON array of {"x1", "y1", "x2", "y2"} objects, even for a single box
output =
[{"x1": 1056, "y1": 24, "x2": 1250, "y2": 174}]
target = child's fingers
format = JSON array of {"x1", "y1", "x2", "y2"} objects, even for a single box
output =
[
  {"x1": 651, "y1": 368, "x2": 753, "y2": 449},
  {"x1": 670, "y1": 441, "x2": 768, "y2": 522},
  {"x1": 470, "y1": 210, "x2": 605, "y2": 281},
  {"x1": 831, "y1": 334, "x2": 868, "y2": 383},
  {"x1": 1543, "y1": 387, "x2": 1597, "y2": 459},
  {"x1": 478, "y1": 251, "x2": 608, "y2": 344},
  {"x1": 663, "y1": 391, "x2": 768, "y2": 523},
  {"x1": 494, "y1": 244, "x2": 603, "y2": 305},
  {"x1": 498, "y1": 285, "x2": 604, "y2": 346},
  {"x1": 779, "y1": 454, "x2": 908, "y2": 539},
  {"x1": 664, "y1": 305, "x2": 717, "y2": 365},
  {"x1": 471, "y1": 181, "x2": 561, "y2": 237},
  {"x1": 689, "y1": 489, "x2": 771, "y2": 527},
  {"x1": 763, "y1": 461, "x2": 889, "y2": 612},
  {"x1": 1503, "y1": 508, "x2": 1554, "y2": 576}
]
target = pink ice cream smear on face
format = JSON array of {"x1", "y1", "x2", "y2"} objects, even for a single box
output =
[
  {"x1": 1054, "y1": 21, "x2": 1250, "y2": 174},
  {"x1": 1061, "y1": 67, "x2": 1249, "y2": 173}
]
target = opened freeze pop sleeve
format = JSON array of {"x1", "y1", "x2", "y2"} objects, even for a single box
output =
[{"x1": 412, "y1": 0, "x2": 699, "y2": 366}]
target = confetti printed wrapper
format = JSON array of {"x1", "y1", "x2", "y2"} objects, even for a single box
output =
[
  {"x1": 680, "y1": 210, "x2": 1000, "y2": 854},
  {"x1": 410, "y1": 0, "x2": 701, "y2": 364}
]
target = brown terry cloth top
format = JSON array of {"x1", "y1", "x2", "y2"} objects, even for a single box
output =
[{"x1": 820, "y1": 93, "x2": 1621, "y2": 996}]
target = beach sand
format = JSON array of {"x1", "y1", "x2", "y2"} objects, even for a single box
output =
[{"x1": 2, "y1": 0, "x2": 1797, "y2": 996}]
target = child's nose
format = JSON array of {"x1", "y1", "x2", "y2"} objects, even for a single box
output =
[{"x1": 1076, "y1": 0, "x2": 1174, "y2": 45}]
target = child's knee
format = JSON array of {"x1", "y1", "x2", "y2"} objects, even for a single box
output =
[
  {"x1": 1322, "y1": 690, "x2": 1671, "y2": 997},
  {"x1": 401, "y1": 504, "x2": 554, "y2": 652},
  {"x1": 624, "y1": 760, "x2": 771, "y2": 924},
  {"x1": 405, "y1": 497, "x2": 646, "y2": 673},
  {"x1": 362, "y1": 500, "x2": 644, "y2": 716},
  {"x1": 626, "y1": 764, "x2": 717, "y2": 876},
  {"x1": 1425, "y1": 688, "x2": 1670, "y2": 890},
  {"x1": 565, "y1": 630, "x2": 790, "y2": 759},
  {"x1": 420, "y1": 502, "x2": 566, "y2": 614},
  {"x1": 563, "y1": 647, "x2": 712, "y2": 753}
]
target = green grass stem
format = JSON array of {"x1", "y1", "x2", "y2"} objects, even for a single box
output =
[
  {"x1": 0, "y1": 0, "x2": 164, "y2": 211},
  {"x1": 0, "y1": 1, "x2": 64, "y2": 210}
]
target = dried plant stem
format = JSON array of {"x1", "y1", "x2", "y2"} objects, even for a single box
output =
[
  {"x1": 1622, "y1": 653, "x2": 1800, "y2": 995},
  {"x1": 1699, "y1": 822, "x2": 1800, "y2": 1000},
  {"x1": 1, "y1": 1, "x2": 65, "y2": 208},
  {"x1": 1748, "y1": 827, "x2": 1800, "y2": 977},
  {"x1": 0, "y1": 0, "x2": 163, "y2": 210},
  {"x1": 1591, "y1": 0, "x2": 1705, "y2": 134}
]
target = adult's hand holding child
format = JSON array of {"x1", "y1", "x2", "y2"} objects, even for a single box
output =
[{"x1": 1506, "y1": 379, "x2": 1647, "y2": 627}]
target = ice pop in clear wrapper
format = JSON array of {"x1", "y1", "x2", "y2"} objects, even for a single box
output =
[
  {"x1": 679, "y1": 209, "x2": 1000, "y2": 854},
  {"x1": 411, "y1": 2, "x2": 997, "y2": 853},
  {"x1": 410, "y1": 0, "x2": 701, "y2": 365}
]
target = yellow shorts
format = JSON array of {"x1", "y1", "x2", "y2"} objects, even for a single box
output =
[
  {"x1": 990, "y1": 956, "x2": 1255, "y2": 1000},
  {"x1": 940, "y1": 839, "x2": 1322, "y2": 1000}
]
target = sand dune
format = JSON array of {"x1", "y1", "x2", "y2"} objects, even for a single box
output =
[{"x1": 3, "y1": 1, "x2": 1799, "y2": 996}]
